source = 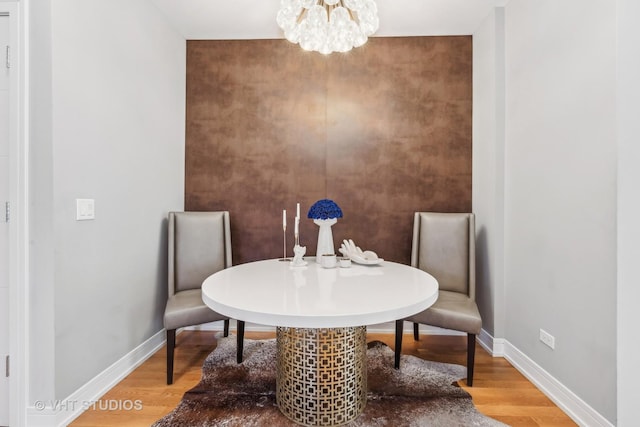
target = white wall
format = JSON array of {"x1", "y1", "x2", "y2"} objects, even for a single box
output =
[
  {"x1": 616, "y1": 0, "x2": 640, "y2": 424},
  {"x1": 29, "y1": 0, "x2": 56, "y2": 405},
  {"x1": 30, "y1": 0, "x2": 185, "y2": 401},
  {"x1": 472, "y1": 7, "x2": 505, "y2": 339},
  {"x1": 504, "y1": 0, "x2": 617, "y2": 422}
]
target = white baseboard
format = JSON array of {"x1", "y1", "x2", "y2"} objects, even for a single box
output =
[
  {"x1": 479, "y1": 330, "x2": 613, "y2": 427},
  {"x1": 26, "y1": 330, "x2": 165, "y2": 427},
  {"x1": 478, "y1": 328, "x2": 505, "y2": 356}
]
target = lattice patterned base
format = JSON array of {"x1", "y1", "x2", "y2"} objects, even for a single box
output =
[{"x1": 276, "y1": 326, "x2": 367, "y2": 426}]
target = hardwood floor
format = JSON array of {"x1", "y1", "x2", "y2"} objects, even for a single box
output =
[{"x1": 70, "y1": 330, "x2": 577, "y2": 427}]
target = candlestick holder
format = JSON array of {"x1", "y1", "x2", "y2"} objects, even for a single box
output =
[{"x1": 279, "y1": 225, "x2": 290, "y2": 262}]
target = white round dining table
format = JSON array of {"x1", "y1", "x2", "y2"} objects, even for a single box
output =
[{"x1": 202, "y1": 258, "x2": 438, "y2": 426}]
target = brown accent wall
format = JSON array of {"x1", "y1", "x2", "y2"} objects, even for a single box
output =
[{"x1": 185, "y1": 37, "x2": 472, "y2": 265}]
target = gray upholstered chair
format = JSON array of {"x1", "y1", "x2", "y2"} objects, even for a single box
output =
[
  {"x1": 164, "y1": 211, "x2": 245, "y2": 385},
  {"x1": 394, "y1": 212, "x2": 481, "y2": 386}
]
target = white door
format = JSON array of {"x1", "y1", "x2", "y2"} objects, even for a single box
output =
[{"x1": 0, "y1": 13, "x2": 9, "y2": 427}]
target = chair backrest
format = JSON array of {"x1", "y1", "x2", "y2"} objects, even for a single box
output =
[
  {"x1": 168, "y1": 211, "x2": 232, "y2": 295},
  {"x1": 411, "y1": 212, "x2": 475, "y2": 300}
]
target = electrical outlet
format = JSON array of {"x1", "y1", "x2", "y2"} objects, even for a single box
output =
[{"x1": 539, "y1": 329, "x2": 555, "y2": 349}]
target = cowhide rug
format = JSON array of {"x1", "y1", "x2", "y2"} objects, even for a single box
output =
[{"x1": 153, "y1": 336, "x2": 508, "y2": 426}]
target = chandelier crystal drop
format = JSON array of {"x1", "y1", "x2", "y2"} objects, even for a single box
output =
[{"x1": 277, "y1": 0, "x2": 379, "y2": 54}]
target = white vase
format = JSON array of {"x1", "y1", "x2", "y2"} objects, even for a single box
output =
[{"x1": 314, "y1": 218, "x2": 338, "y2": 260}]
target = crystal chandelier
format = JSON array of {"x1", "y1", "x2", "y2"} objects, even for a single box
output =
[{"x1": 277, "y1": 0, "x2": 380, "y2": 55}]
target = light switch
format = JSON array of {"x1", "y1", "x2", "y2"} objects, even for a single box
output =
[{"x1": 76, "y1": 199, "x2": 95, "y2": 220}]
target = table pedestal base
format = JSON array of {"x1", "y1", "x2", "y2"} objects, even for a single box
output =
[{"x1": 276, "y1": 326, "x2": 367, "y2": 426}]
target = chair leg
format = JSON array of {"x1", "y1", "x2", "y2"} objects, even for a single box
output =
[
  {"x1": 223, "y1": 319, "x2": 230, "y2": 337},
  {"x1": 236, "y1": 320, "x2": 245, "y2": 363},
  {"x1": 166, "y1": 329, "x2": 176, "y2": 385},
  {"x1": 394, "y1": 319, "x2": 403, "y2": 369},
  {"x1": 467, "y1": 333, "x2": 476, "y2": 386},
  {"x1": 413, "y1": 322, "x2": 420, "y2": 341}
]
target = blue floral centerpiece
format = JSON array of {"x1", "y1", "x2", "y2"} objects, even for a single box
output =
[
  {"x1": 307, "y1": 199, "x2": 343, "y2": 221},
  {"x1": 308, "y1": 199, "x2": 343, "y2": 260}
]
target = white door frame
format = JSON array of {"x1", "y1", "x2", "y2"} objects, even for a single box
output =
[
  {"x1": 2, "y1": 1, "x2": 28, "y2": 426},
  {"x1": 0, "y1": 8, "x2": 9, "y2": 427}
]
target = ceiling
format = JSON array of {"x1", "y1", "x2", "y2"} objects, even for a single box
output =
[{"x1": 150, "y1": 0, "x2": 508, "y2": 40}]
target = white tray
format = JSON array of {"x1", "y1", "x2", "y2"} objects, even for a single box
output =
[{"x1": 350, "y1": 256, "x2": 384, "y2": 265}]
